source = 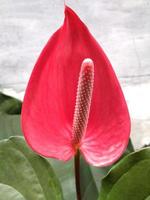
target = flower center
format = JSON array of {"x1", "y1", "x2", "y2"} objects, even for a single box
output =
[{"x1": 72, "y1": 58, "x2": 94, "y2": 149}]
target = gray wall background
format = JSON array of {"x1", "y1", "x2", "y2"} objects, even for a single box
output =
[{"x1": 0, "y1": 0, "x2": 150, "y2": 148}]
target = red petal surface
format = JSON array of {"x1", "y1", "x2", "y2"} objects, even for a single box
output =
[{"x1": 21, "y1": 6, "x2": 130, "y2": 165}]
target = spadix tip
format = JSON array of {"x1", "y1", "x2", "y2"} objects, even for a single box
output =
[
  {"x1": 82, "y1": 58, "x2": 94, "y2": 72},
  {"x1": 83, "y1": 58, "x2": 93, "y2": 65}
]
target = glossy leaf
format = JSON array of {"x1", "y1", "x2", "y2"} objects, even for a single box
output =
[
  {"x1": 0, "y1": 114, "x2": 22, "y2": 139},
  {"x1": 99, "y1": 147, "x2": 150, "y2": 200},
  {"x1": 0, "y1": 136, "x2": 63, "y2": 200},
  {"x1": 145, "y1": 196, "x2": 150, "y2": 200},
  {"x1": 49, "y1": 159, "x2": 75, "y2": 200},
  {"x1": 49, "y1": 156, "x2": 99, "y2": 200},
  {"x1": 80, "y1": 155, "x2": 99, "y2": 200},
  {"x1": 0, "y1": 92, "x2": 99, "y2": 200},
  {"x1": 0, "y1": 93, "x2": 134, "y2": 200},
  {"x1": 0, "y1": 92, "x2": 22, "y2": 139},
  {"x1": 0, "y1": 92, "x2": 22, "y2": 115},
  {"x1": 0, "y1": 92, "x2": 134, "y2": 199},
  {"x1": 0, "y1": 184, "x2": 25, "y2": 200}
]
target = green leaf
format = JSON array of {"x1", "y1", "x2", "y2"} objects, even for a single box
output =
[
  {"x1": 0, "y1": 92, "x2": 22, "y2": 115},
  {"x1": 49, "y1": 156, "x2": 99, "y2": 200},
  {"x1": 0, "y1": 92, "x2": 22, "y2": 139},
  {"x1": 0, "y1": 114, "x2": 22, "y2": 139},
  {"x1": 145, "y1": 196, "x2": 150, "y2": 200},
  {"x1": 0, "y1": 92, "x2": 135, "y2": 200},
  {"x1": 80, "y1": 156, "x2": 99, "y2": 200},
  {"x1": 0, "y1": 183, "x2": 25, "y2": 200},
  {"x1": 99, "y1": 147, "x2": 150, "y2": 200},
  {"x1": 50, "y1": 159, "x2": 75, "y2": 200},
  {"x1": 0, "y1": 136, "x2": 64, "y2": 200}
]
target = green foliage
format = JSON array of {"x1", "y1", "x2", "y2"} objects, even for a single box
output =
[
  {"x1": 0, "y1": 184, "x2": 25, "y2": 200},
  {"x1": 49, "y1": 159, "x2": 76, "y2": 200},
  {"x1": 0, "y1": 92, "x2": 22, "y2": 139},
  {"x1": 0, "y1": 92, "x2": 99, "y2": 200},
  {"x1": 49, "y1": 156, "x2": 99, "y2": 200},
  {"x1": 0, "y1": 114, "x2": 22, "y2": 139},
  {"x1": 0, "y1": 92, "x2": 137, "y2": 200},
  {"x1": 80, "y1": 156, "x2": 99, "y2": 200},
  {"x1": 0, "y1": 92, "x2": 22, "y2": 115},
  {"x1": 0, "y1": 136, "x2": 64, "y2": 200},
  {"x1": 99, "y1": 147, "x2": 150, "y2": 200}
]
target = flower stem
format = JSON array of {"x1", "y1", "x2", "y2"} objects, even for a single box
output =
[{"x1": 74, "y1": 149, "x2": 81, "y2": 200}]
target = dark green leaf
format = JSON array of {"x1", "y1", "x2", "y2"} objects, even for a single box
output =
[
  {"x1": 80, "y1": 156, "x2": 99, "y2": 200},
  {"x1": 0, "y1": 92, "x2": 22, "y2": 115},
  {"x1": 49, "y1": 155, "x2": 99, "y2": 200},
  {"x1": 0, "y1": 136, "x2": 64, "y2": 200},
  {"x1": 0, "y1": 114, "x2": 22, "y2": 139},
  {"x1": 0, "y1": 92, "x2": 136, "y2": 200},
  {"x1": 99, "y1": 147, "x2": 150, "y2": 200},
  {"x1": 49, "y1": 159, "x2": 75, "y2": 200},
  {"x1": 0, "y1": 92, "x2": 22, "y2": 139}
]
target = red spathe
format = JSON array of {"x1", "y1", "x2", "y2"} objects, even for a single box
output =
[{"x1": 21, "y1": 6, "x2": 130, "y2": 167}]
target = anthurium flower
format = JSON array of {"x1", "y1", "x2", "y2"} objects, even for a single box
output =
[{"x1": 21, "y1": 6, "x2": 130, "y2": 167}]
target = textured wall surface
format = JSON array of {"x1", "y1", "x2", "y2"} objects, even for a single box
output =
[{"x1": 0, "y1": 0, "x2": 150, "y2": 148}]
